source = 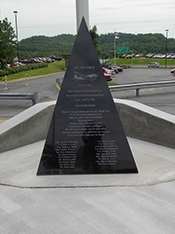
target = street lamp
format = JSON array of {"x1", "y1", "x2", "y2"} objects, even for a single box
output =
[
  {"x1": 13, "y1": 11, "x2": 19, "y2": 62},
  {"x1": 165, "y1": 29, "x2": 169, "y2": 68}
]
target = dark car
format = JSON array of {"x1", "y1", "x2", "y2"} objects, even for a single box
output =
[{"x1": 170, "y1": 68, "x2": 175, "y2": 74}]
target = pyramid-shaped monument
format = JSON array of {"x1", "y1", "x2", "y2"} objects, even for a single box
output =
[{"x1": 37, "y1": 18, "x2": 138, "y2": 175}]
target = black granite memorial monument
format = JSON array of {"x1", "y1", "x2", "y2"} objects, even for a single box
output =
[{"x1": 37, "y1": 18, "x2": 138, "y2": 175}]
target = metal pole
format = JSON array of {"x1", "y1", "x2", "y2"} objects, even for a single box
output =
[
  {"x1": 131, "y1": 50, "x2": 133, "y2": 66},
  {"x1": 76, "y1": 0, "x2": 89, "y2": 32},
  {"x1": 165, "y1": 29, "x2": 168, "y2": 68},
  {"x1": 114, "y1": 32, "x2": 116, "y2": 65},
  {"x1": 13, "y1": 11, "x2": 19, "y2": 62}
]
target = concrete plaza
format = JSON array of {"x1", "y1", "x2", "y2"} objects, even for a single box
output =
[{"x1": 0, "y1": 137, "x2": 175, "y2": 233}]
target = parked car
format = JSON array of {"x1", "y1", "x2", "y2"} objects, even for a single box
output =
[
  {"x1": 102, "y1": 68, "x2": 112, "y2": 81},
  {"x1": 146, "y1": 54, "x2": 155, "y2": 58},
  {"x1": 102, "y1": 67, "x2": 115, "y2": 75},
  {"x1": 103, "y1": 64, "x2": 118, "y2": 74},
  {"x1": 104, "y1": 72, "x2": 112, "y2": 81},
  {"x1": 170, "y1": 68, "x2": 175, "y2": 74},
  {"x1": 170, "y1": 54, "x2": 175, "y2": 59},
  {"x1": 110, "y1": 67, "x2": 118, "y2": 74},
  {"x1": 7, "y1": 62, "x2": 18, "y2": 67},
  {"x1": 135, "y1": 54, "x2": 145, "y2": 58},
  {"x1": 148, "y1": 62, "x2": 160, "y2": 68},
  {"x1": 112, "y1": 65, "x2": 123, "y2": 72}
]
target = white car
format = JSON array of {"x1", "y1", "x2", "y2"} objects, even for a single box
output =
[
  {"x1": 148, "y1": 62, "x2": 160, "y2": 68},
  {"x1": 102, "y1": 67, "x2": 115, "y2": 75}
]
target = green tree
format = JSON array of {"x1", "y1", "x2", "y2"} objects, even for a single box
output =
[
  {"x1": 89, "y1": 25, "x2": 99, "y2": 50},
  {"x1": 0, "y1": 18, "x2": 17, "y2": 69},
  {"x1": 19, "y1": 34, "x2": 75, "y2": 58}
]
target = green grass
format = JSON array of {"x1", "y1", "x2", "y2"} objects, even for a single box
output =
[
  {"x1": 1, "y1": 60, "x2": 65, "y2": 81},
  {"x1": 2, "y1": 57, "x2": 175, "y2": 82},
  {"x1": 108, "y1": 82, "x2": 117, "y2": 86},
  {"x1": 109, "y1": 58, "x2": 175, "y2": 66}
]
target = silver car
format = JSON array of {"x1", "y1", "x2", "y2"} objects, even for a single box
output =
[{"x1": 148, "y1": 62, "x2": 160, "y2": 68}]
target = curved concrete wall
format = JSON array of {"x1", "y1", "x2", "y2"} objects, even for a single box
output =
[
  {"x1": 114, "y1": 99, "x2": 175, "y2": 149},
  {"x1": 0, "y1": 99, "x2": 175, "y2": 153},
  {"x1": 0, "y1": 101, "x2": 55, "y2": 153}
]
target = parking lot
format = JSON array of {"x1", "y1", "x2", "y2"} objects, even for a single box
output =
[
  {"x1": 111, "y1": 67, "x2": 175, "y2": 115},
  {"x1": 0, "y1": 67, "x2": 175, "y2": 122}
]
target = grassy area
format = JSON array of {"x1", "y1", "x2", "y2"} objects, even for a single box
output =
[
  {"x1": 0, "y1": 60, "x2": 65, "y2": 81},
  {"x1": 109, "y1": 58, "x2": 175, "y2": 66},
  {"x1": 1, "y1": 57, "x2": 175, "y2": 82},
  {"x1": 107, "y1": 82, "x2": 117, "y2": 86}
]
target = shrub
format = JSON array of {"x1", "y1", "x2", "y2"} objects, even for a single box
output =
[
  {"x1": 0, "y1": 63, "x2": 48, "y2": 77},
  {"x1": 0, "y1": 70, "x2": 8, "y2": 77}
]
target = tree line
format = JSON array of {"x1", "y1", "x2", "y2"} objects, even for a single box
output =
[
  {"x1": 1, "y1": 16, "x2": 175, "y2": 70},
  {"x1": 19, "y1": 34, "x2": 76, "y2": 59},
  {"x1": 99, "y1": 33, "x2": 175, "y2": 55},
  {"x1": 18, "y1": 32, "x2": 175, "y2": 59}
]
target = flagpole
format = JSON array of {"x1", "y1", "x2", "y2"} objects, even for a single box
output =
[
  {"x1": 114, "y1": 30, "x2": 116, "y2": 65},
  {"x1": 114, "y1": 32, "x2": 119, "y2": 65}
]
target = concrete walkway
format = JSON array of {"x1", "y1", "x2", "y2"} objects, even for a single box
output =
[{"x1": 0, "y1": 138, "x2": 175, "y2": 233}]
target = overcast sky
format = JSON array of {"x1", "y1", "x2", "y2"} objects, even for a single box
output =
[{"x1": 1, "y1": 0, "x2": 175, "y2": 41}]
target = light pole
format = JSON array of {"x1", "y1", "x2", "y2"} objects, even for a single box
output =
[
  {"x1": 165, "y1": 29, "x2": 169, "y2": 68},
  {"x1": 13, "y1": 11, "x2": 19, "y2": 62}
]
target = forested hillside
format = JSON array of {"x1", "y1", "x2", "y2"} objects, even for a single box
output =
[
  {"x1": 18, "y1": 32, "x2": 175, "y2": 59},
  {"x1": 99, "y1": 33, "x2": 175, "y2": 54},
  {"x1": 19, "y1": 34, "x2": 76, "y2": 59}
]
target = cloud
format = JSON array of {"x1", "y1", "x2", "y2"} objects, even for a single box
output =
[{"x1": 1, "y1": 0, "x2": 175, "y2": 39}]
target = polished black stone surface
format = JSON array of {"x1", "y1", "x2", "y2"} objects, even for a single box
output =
[{"x1": 37, "y1": 18, "x2": 138, "y2": 175}]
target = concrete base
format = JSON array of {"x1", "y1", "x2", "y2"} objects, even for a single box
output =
[
  {"x1": 0, "y1": 99, "x2": 175, "y2": 153},
  {"x1": 1, "y1": 99, "x2": 175, "y2": 233},
  {"x1": 0, "y1": 138, "x2": 175, "y2": 233},
  {"x1": 0, "y1": 138, "x2": 175, "y2": 188}
]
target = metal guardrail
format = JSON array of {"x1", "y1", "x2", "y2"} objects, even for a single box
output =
[
  {"x1": 109, "y1": 80, "x2": 175, "y2": 96},
  {"x1": 0, "y1": 92, "x2": 38, "y2": 105}
]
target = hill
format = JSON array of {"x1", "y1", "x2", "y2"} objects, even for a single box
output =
[
  {"x1": 18, "y1": 32, "x2": 175, "y2": 59},
  {"x1": 19, "y1": 34, "x2": 76, "y2": 59}
]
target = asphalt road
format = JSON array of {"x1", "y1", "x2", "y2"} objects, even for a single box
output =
[
  {"x1": 0, "y1": 68, "x2": 175, "y2": 119},
  {"x1": 111, "y1": 68, "x2": 175, "y2": 115},
  {"x1": 0, "y1": 73, "x2": 63, "y2": 119}
]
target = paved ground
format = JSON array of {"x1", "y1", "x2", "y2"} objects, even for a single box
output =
[
  {"x1": 0, "y1": 68, "x2": 175, "y2": 120},
  {"x1": 111, "y1": 68, "x2": 175, "y2": 115},
  {"x1": 0, "y1": 138, "x2": 175, "y2": 233},
  {"x1": 1, "y1": 68, "x2": 175, "y2": 233},
  {"x1": 0, "y1": 73, "x2": 62, "y2": 119}
]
